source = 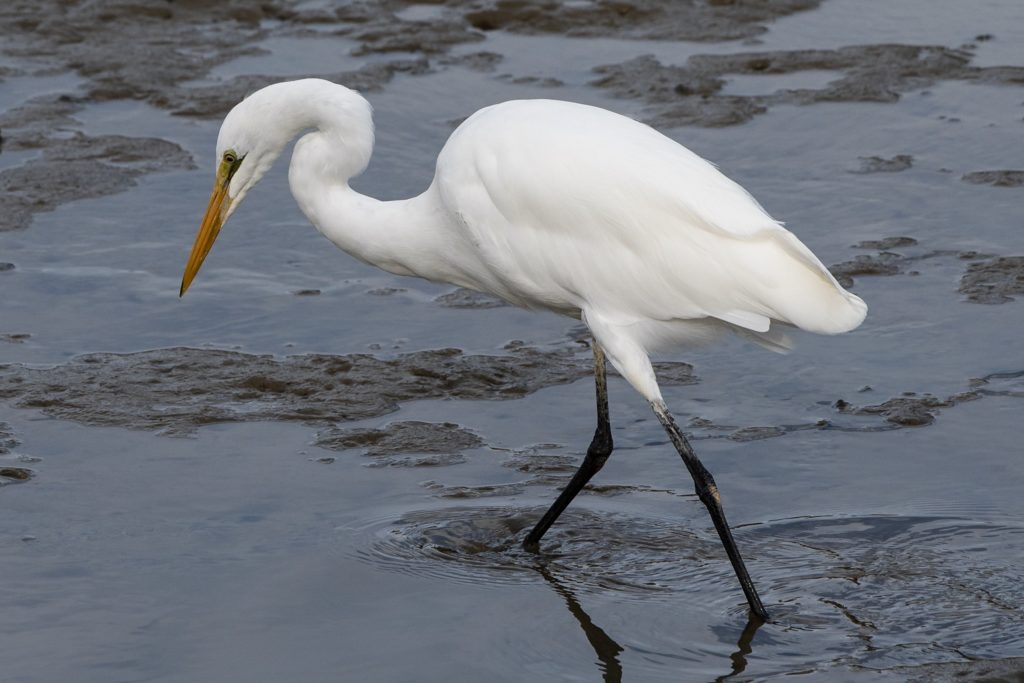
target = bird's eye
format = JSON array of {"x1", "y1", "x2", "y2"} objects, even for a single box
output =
[{"x1": 223, "y1": 151, "x2": 237, "y2": 164}]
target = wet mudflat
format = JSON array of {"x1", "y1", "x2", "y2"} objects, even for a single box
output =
[{"x1": 2, "y1": 1, "x2": 1023, "y2": 681}]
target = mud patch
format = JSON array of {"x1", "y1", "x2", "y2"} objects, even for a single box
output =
[
  {"x1": 350, "y1": 15, "x2": 484, "y2": 56},
  {"x1": 0, "y1": 96, "x2": 196, "y2": 232},
  {"x1": 434, "y1": 287, "x2": 509, "y2": 309},
  {"x1": 851, "y1": 155, "x2": 914, "y2": 174},
  {"x1": 0, "y1": 422, "x2": 17, "y2": 455},
  {"x1": 0, "y1": 1, "x2": 475, "y2": 118},
  {"x1": 855, "y1": 236, "x2": 918, "y2": 250},
  {"x1": 851, "y1": 395, "x2": 967, "y2": 427},
  {"x1": 316, "y1": 420, "x2": 482, "y2": 464},
  {"x1": 829, "y1": 252, "x2": 904, "y2": 287},
  {"x1": 687, "y1": 415, "x2": 827, "y2": 441},
  {"x1": 0, "y1": 467, "x2": 32, "y2": 482},
  {"x1": 502, "y1": 450, "x2": 578, "y2": 474},
  {"x1": 367, "y1": 287, "x2": 406, "y2": 296},
  {"x1": 727, "y1": 425, "x2": 788, "y2": 442},
  {"x1": 0, "y1": 346, "x2": 698, "y2": 435},
  {"x1": 827, "y1": 237, "x2": 922, "y2": 289},
  {"x1": 829, "y1": 370, "x2": 1024, "y2": 431},
  {"x1": 961, "y1": 170, "x2": 1024, "y2": 187},
  {"x1": 959, "y1": 257, "x2": 1024, "y2": 304},
  {"x1": 496, "y1": 74, "x2": 564, "y2": 88},
  {"x1": 688, "y1": 377, "x2": 1009, "y2": 441},
  {"x1": 452, "y1": 0, "x2": 821, "y2": 42},
  {"x1": 835, "y1": 390, "x2": 982, "y2": 428},
  {"x1": 439, "y1": 51, "x2": 503, "y2": 72},
  {"x1": 161, "y1": 59, "x2": 432, "y2": 119},
  {"x1": 0, "y1": 422, "x2": 33, "y2": 486},
  {"x1": 970, "y1": 370, "x2": 1024, "y2": 398},
  {"x1": 422, "y1": 480, "x2": 530, "y2": 499},
  {"x1": 592, "y1": 45, "x2": 1024, "y2": 127},
  {"x1": 827, "y1": 237, "x2": 990, "y2": 289},
  {"x1": 0, "y1": 2, "x2": 272, "y2": 107}
]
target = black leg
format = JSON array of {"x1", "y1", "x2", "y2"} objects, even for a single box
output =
[
  {"x1": 652, "y1": 401, "x2": 769, "y2": 621},
  {"x1": 524, "y1": 342, "x2": 613, "y2": 550}
]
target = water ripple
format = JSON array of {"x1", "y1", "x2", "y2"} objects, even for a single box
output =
[
  {"x1": 346, "y1": 506, "x2": 728, "y2": 600},
  {"x1": 347, "y1": 508, "x2": 1024, "y2": 666}
]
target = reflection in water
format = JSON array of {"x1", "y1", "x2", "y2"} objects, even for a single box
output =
[
  {"x1": 366, "y1": 508, "x2": 1024, "y2": 673},
  {"x1": 715, "y1": 616, "x2": 762, "y2": 682},
  {"x1": 534, "y1": 561, "x2": 764, "y2": 683},
  {"x1": 535, "y1": 562, "x2": 624, "y2": 683}
]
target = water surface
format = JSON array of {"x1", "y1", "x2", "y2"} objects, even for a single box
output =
[{"x1": 2, "y1": 1, "x2": 1023, "y2": 681}]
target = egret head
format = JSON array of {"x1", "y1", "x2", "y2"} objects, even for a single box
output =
[
  {"x1": 179, "y1": 89, "x2": 284, "y2": 297},
  {"x1": 179, "y1": 79, "x2": 373, "y2": 297}
]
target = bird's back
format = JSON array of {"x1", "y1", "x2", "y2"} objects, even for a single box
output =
[{"x1": 430, "y1": 99, "x2": 866, "y2": 342}]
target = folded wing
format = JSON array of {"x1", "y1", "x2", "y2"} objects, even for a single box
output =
[{"x1": 435, "y1": 99, "x2": 867, "y2": 335}]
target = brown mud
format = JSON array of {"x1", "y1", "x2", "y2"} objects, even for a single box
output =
[
  {"x1": 970, "y1": 370, "x2": 1024, "y2": 398},
  {"x1": 0, "y1": 421, "x2": 17, "y2": 455},
  {"x1": 434, "y1": 287, "x2": 510, "y2": 309},
  {"x1": 0, "y1": 346, "x2": 697, "y2": 436},
  {"x1": 961, "y1": 170, "x2": 1024, "y2": 187},
  {"x1": 592, "y1": 45, "x2": 1024, "y2": 127},
  {"x1": 162, "y1": 59, "x2": 434, "y2": 119},
  {"x1": 959, "y1": 256, "x2": 1024, "y2": 304},
  {"x1": 0, "y1": 99, "x2": 196, "y2": 231},
  {"x1": 838, "y1": 370, "x2": 1024, "y2": 427},
  {"x1": 827, "y1": 236, "x2": 994, "y2": 292},
  {"x1": 0, "y1": 421, "x2": 32, "y2": 484},
  {"x1": 2, "y1": 344, "x2": 1013, "y2": 457},
  {"x1": 844, "y1": 392, "x2": 980, "y2": 428},
  {"x1": 448, "y1": 0, "x2": 821, "y2": 41},
  {"x1": 0, "y1": 0, "x2": 818, "y2": 119},
  {"x1": 316, "y1": 420, "x2": 483, "y2": 465},
  {"x1": 0, "y1": 346, "x2": 586, "y2": 434},
  {"x1": 0, "y1": 0, "x2": 280, "y2": 231},
  {"x1": 851, "y1": 155, "x2": 914, "y2": 174},
  {"x1": 692, "y1": 371, "x2": 1021, "y2": 438}
]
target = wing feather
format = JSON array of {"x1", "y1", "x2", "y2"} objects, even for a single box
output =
[{"x1": 434, "y1": 99, "x2": 866, "y2": 334}]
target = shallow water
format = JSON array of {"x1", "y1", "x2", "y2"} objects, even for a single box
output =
[{"x1": 2, "y1": 1, "x2": 1023, "y2": 681}]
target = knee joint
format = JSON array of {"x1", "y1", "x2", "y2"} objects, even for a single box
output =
[
  {"x1": 587, "y1": 428, "x2": 613, "y2": 463},
  {"x1": 697, "y1": 481, "x2": 722, "y2": 507}
]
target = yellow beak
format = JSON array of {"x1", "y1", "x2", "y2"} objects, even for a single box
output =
[{"x1": 180, "y1": 180, "x2": 231, "y2": 297}]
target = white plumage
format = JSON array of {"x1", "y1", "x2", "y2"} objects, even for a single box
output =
[
  {"x1": 181, "y1": 78, "x2": 867, "y2": 620},
  {"x1": 432, "y1": 100, "x2": 866, "y2": 367}
]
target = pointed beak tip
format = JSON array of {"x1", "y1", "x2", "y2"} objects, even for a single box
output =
[{"x1": 181, "y1": 181, "x2": 230, "y2": 298}]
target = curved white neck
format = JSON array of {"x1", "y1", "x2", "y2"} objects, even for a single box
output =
[
  {"x1": 243, "y1": 81, "x2": 452, "y2": 282},
  {"x1": 287, "y1": 131, "x2": 450, "y2": 281}
]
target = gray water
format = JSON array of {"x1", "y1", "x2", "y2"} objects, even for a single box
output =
[{"x1": 2, "y1": 1, "x2": 1023, "y2": 681}]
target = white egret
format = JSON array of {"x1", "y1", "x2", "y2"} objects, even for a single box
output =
[{"x1": 180, "y1": 78, "x2": 867, "y2": 621}]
